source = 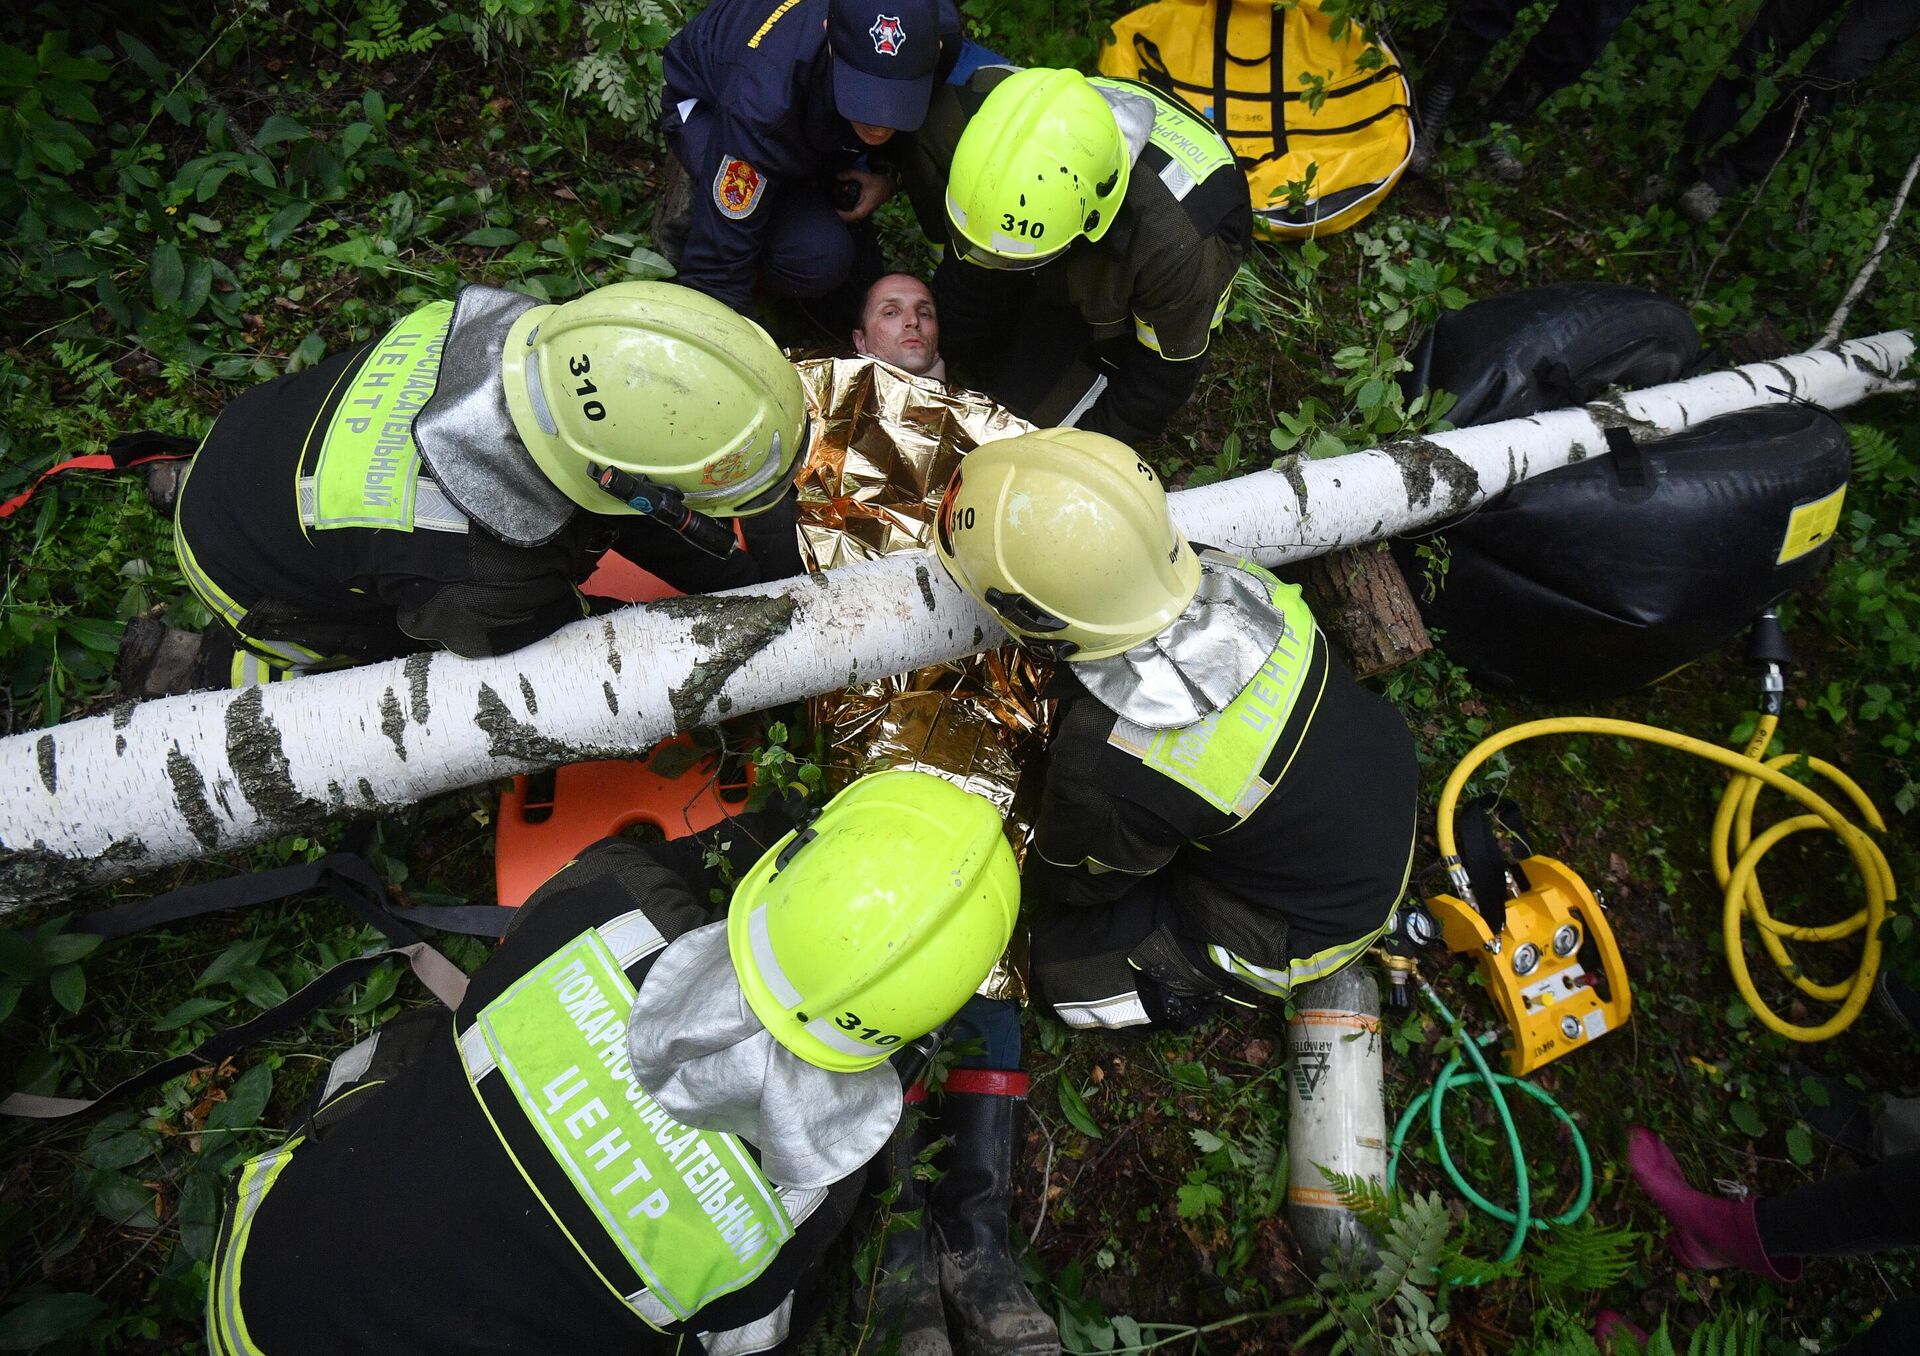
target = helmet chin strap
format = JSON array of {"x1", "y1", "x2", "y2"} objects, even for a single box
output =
[{"x1": 593, "y1": 464, "x2": 738, "y2": 559}]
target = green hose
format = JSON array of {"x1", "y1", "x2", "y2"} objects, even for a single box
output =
[{"x1": 1386, "y1": 981, "x2": 1594, "y2": 1267}]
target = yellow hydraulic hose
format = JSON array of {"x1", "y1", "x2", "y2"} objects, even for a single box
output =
[{"x1": 1436, "y1": 715, "x2": 1897, "y2": 1043}]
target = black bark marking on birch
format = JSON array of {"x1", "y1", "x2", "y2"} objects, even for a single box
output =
[
  {"x1": 972, "y1": 626, "x2": 984, "y2": 646},
  {"x1": 357, "y1": 777, "x2": 377, "y2": 803},
  {"x1": 111, "y1": 700, "x2": 136, "y2": 729},
  {"x1": 603, "y1": 681, "x2": 619, "y2": 715},
  {"x1": 519, "y1": 675, "x2": 539, "y2": 716},
  {"x1": 915, "y1": 563, "x2": 937, "y2": 612},
  {"x1": 35, "y1": 736, "x2": 55, "y2": 795},
  {"x1": 115, "y1": 736, "x2": 126, "y2": 757},
  {"x1": 0, "y1": 838, "x2": 148, "y2": 909},
  {"x1": 1277, "y1": 456, "x2": 1310, "y2": 520},
  {"x1": 379, "y1": 687, "x2": 408, "y2": 763},
  {"x1": 405, "y1": 652, "x2": 432, "y2": 724},
  {"x1": 811, "y1": 571, "x2": 830, "y2": 589},
  {"x1": 213, "y1": 782, "x2": 232, "y2": 816},
  {"x1": 327, "y1": 781, "x2": 348, "y2": 810},
  {"x1": 1765, "y1": 361, "x2": 1799, "y2": 397},
  {"x1": 473, "y1": 683, "x2": 627, "y2": 762},
  {"x1": 167, "y1": 748, "x2": 222, "y2": 850},
  {"x1": 659, "y1": 594, "x2": 798, "y2": 730},
  {"x1": 1385, "y1": 437, "x2": 1483, "y2": 517},
  {"x1": 603, "y1": 619, "x2": 622, "y2": 674},
  {"x1": 1585, "y1": 395, "x2": 1661, "y2": 441},
  {"x1": 225, "y1": 687, "x2": 326, "y2": 825}
]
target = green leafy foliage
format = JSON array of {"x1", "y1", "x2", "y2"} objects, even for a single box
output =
[{"x1": 2, "y1": 0, "x2": 1917, "y2": 1351}]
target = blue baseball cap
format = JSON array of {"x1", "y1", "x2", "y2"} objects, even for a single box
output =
[{"x1": 828, "y1": 0, "x2": 941, "y2": 131}]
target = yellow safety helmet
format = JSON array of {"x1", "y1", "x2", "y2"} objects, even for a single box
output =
[
  {"x1": 728, "y1": 769, "x2": 1019, "y2": 1073},
  {"x1": 945, "y1": 68, "x2": 1131, "y2": 271},
  {"x1": 933, "y1": 428, "x2": 1201, "y2": 660},
  {"x1": 502, "y1": 281, "x2": 808, "y2": 519}
]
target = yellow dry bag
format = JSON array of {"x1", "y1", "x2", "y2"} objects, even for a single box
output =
[{"x1": 1098, "y1": 0, "x2": 1414, "y2": 239}]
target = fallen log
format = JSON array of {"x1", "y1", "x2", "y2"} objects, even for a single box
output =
[{"x1": 2, "y1": 330, "x2": 1910, "y2": 908}]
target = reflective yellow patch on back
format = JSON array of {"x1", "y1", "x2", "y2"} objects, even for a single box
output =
[
  {"x1": 1777, "y1": 484, "x2": 1846, "y2": 564},
  {"x1": 311, "y1": 300, "x2": 454, "y2": 531}
]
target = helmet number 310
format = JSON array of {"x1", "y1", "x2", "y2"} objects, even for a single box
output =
[
  {"x1": 1000, "y1": 214, "x2": 1044, "y2": 238},
  {"x1": 568, "y1": 353, "x2": 607, "y2": 422},
  {"x1": 834, "y1": 1010, "x2": 902, "y2": 1046}
]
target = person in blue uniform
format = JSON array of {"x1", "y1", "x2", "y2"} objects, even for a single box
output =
[{"x1": 660, "y1": 0, "x2": 961, "y2": 314}]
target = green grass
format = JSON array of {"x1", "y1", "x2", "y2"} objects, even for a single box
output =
[{"x1": 2, "y1": 0, "x2": 1919, "y2": 1351}]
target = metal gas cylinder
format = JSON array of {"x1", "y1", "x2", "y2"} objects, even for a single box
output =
[{"x1": 1286, "y1": 966, "x2": 1388, "y2": 1268}]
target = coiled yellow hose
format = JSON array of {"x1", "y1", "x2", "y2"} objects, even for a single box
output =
[{"x1": 1436, "y1": 715, "x2": 1896, "y2": 1042}]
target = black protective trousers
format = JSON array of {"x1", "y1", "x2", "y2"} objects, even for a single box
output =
[
  {"x1": 1680, "y1": 0, "x2": 1920, "y2": 192},
  {"x1": 1756, "y1": 1149, "x2": 1920, "y2": 1354},
  {"x1": 1451, "y1": 0, "x2": 1645, "y2": 95}
]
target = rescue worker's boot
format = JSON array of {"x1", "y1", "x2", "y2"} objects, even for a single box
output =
[
  {"x1": 933, "y1": 1072, "x2": 1059, "y2": 1356},
  {"x1": 1479, "y1": 69, "x2": 1548, "y2": 183},
  {"x1": 114, "y1": 614, "x2": 205, "y2": 698},
  {"x1": 871, "y1": 1105, "x2": 953, "y2": 1356},
  {"x1": 1407, "y1": 39, "x2": 1485, "y2": 176},
  {"x1": 144, "y1": 459, "x2": 188, "y2": 515}
]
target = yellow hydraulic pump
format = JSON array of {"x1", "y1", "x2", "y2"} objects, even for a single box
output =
[{"x1": 1423, "y1": 856, "x2": 1632, "y2": 1076}]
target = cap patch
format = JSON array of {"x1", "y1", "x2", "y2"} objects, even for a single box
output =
[
  {"x1": 868, "y1": 14, "x2": 905, "y2": 55},
  {"x1": 713, "y1": 156, "x2": 766, "y2": 219}
]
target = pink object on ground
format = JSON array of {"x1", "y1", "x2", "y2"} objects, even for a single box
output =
[
  {"x1": 1593, "y1": 1309, "x2": 1646, "y2": 1353},
  {"x1": 1625, "y1": 1126, "x2": 1803, "y2": 1283}
]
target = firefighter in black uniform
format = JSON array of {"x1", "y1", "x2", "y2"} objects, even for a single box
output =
[
  {"x1": 148, "y1": 281, "x2": 808, "y2": 689},
  {"x1": 659, "y1": 0, "x2": 960, "y2": 314},
  {"x1": 205, "y1": 769, "x2": 1020, "y2": 1355},
  {"x1": 934, "y1": 429, "x2": 1418, "y2": 1030},
  {"x1": 895, "y1": 66, "x2": 1251, "y2": 445}
]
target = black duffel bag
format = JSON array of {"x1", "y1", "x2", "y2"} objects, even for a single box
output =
[
  {"x1": 1400, "y1": 281, "x2": 1701, "y2": 425},
  {"x1": 1394, "y1": 282, "x2": 1850, "y2": 698},
  {"x1": 1400, "y1": 403, "x2": 1850, "y2": 697}
]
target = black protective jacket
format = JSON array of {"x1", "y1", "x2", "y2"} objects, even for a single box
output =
[
  {"x1": 219, "y1": 842, "x2": 864, "y2": 1355},
  {"x1": 897, "y1": 68, "x2": 1251, "y2": 442},
  {"x1": 175, "y1": 286, "x2": 792, "y2": 664}
]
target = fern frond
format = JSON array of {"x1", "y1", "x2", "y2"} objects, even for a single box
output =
[{"x1": 1526, "y1": 1217, "x2": 1644, "y2": 1293}]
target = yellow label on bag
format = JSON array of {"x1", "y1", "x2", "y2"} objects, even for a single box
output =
[{"x1": 1777, "y1": 485, "x2": 1846, "y2": 564}]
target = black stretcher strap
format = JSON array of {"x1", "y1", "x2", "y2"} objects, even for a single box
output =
[{"x1": 3, "y1": 854, "x2": 500, "y2": 1119}]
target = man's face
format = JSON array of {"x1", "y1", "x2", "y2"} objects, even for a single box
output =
[{"x1": 854, "y1": 274, "x2": 940, "y2": 375}]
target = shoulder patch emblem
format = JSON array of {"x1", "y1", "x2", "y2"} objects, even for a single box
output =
[
  {"x1": 869, "y1": 14, "x2": 905, "y2": 55},
  {"x1": 713, "y1": 157, "x2": 766, "y2": 219}
]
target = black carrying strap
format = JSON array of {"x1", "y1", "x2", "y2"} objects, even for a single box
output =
[
  {"x1": 1455, "y1": 794, "x2": 1517, "y2": 938},
  {"x1": 0, "y1": 431, "x2": 197, "y2": 521},
  {"x1": 1604, "y1": 425, "x2": 1647, "y2": 489},
  {"x1": 1, "y1": 855, "x2": 501, "y2": 1120}
]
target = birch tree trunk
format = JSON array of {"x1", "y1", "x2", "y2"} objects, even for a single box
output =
[{"x1": 2, "y1": 330, "x2": 1911, "y2": 909}]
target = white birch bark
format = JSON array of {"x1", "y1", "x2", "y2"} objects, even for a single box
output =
[{"x1": 2, "y1": 330, "x2": 1911, "y2": 908}]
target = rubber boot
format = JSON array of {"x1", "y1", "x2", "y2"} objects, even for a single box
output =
[
  {"x1": 871, "y1": 1099, "x2": 953, "y2": 1356},
  {"x1": 1625, "y1": 1128, "x2": 1802, "y2": 1282},
  {"x1": 1479, "y1": 69, "x2": 1547, "y2": 182},
  {"x1": 933, "y1": 1072, "x2": 1060, "y2": 1356},
  {"x1": 144, "y1": 460, "x2": 188, "y2": 515},
  {"x1": 1407, "y1": 38, "x2": 1486, "y2": 176},
  {"x1": 115, "y1": 614, "x2": 206, "y2": 698},
  {"x1": 1593, "y1": 1310, "x2": 1646, "y2": 1354}
]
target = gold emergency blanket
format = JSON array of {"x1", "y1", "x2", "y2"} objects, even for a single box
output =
[
  {"x1": 792, "y1": 357, "x2": 1035, "y2": 570},
  {"x1": 792, "y1": 357, "x2": 1048, "y2": 1002}
]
